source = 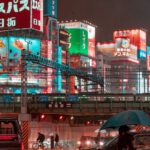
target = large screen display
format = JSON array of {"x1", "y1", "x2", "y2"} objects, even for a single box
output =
[
  {"x1": 0, "y1": 0, "x2": 43, "y2": 32},
  {"x1": 67, "y1": 28, "x2": 88, "y2": 55}
]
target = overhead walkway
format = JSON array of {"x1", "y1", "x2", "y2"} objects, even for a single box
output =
[{"x1": 24, "y1": 53, "x2": 104, "y2": 86}]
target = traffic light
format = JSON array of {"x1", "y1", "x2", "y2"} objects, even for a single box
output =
[
  {"x1": 39, "y1": 114, "x2": 46, "y2": 121},
  {"x1": 59, "y1": 115, "x2": 65, "y2": 121}
]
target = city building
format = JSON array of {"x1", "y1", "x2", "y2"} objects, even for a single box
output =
[
  {"x1": 97, "y1": 29, "x2": 148, "y2": 94},
  {"x1": 59, "y1": 21, "x2": 98, "y2": 94},
  {"x1": 0, "y1": 0, "x2": 59, "y2": 94},
  {"x1": 59, "y1": 28, "x2": 70, "y2": 93}
]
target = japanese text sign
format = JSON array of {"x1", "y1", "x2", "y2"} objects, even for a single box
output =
[{"x1": 0, "y1": 0, "x2": 43, "y2": 32}]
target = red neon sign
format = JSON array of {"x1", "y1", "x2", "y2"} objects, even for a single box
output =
[{"x1": 0, "y1": 0, "x2": 43, "y2": 32}]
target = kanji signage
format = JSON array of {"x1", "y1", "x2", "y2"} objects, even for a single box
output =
[
  {"x1": 44, "y1": 0, "x2": 57, "y2": 18},
  {"x1": 0, "y1": 0, "x2": 43, "y2": 32}
]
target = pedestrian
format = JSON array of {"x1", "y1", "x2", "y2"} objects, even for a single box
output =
[
  {"x1": 55, "y1": 133, "x2": 59, "y2": 148},
  {"x1": 50, "y1": 134, "x2": 54, "y2": 150},
  {"x1": 117, "y1": 125, "x2": 135, "y2": 150}
]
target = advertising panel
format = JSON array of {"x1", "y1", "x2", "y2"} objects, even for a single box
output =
[
  {"x1": 0, "y1": 36, "x2": 45, "y2": 93},
  {"x1": 87, "y1": 25, "x2": 96, "y2": 58},
  {"x1": 67, "y1": 28, "x2": 88, "y2": 55},
  {"x1": 60, "y1": 22, "x2": 81, "y2": 29},
  {"x1": 55, "y1": 46, "x2": 62, "y2": 92},
  {"x1": 0, "y1": 37, "x2": 8, "y2": 72},
  {"x1": 31, "y1": 0, "x2": 43, "y2": 32},
  {"x1": 113, "y1": 29, "x2": 147, "y2": 59},
  {"x1": 97, "y1": 43, "x2": 115, "y2": 57},
  {"x1": 0, "y1": 37, "x2": 7, "y2": 57},
  {"x1": 147, "y1": 46, "x2": 150, "y2": 70},
  {"x1": 9, "y1": 36, "x2": 40, "y2": 57},
  {"x1": 0, "y1": 0, "x2": 43, "y2": 32},
  {"x1": 8, "y1": 36, "x2": 41, "y2": 82},
  {"x1": 47, "y1": 41, "x2": 52, "y2": 93},
  {"x1": 114, "y1": 38, "x2": 137, "y2": 61},
  {"x1": 44, "y1": 0, "x2": 57, "y2": 18},
  {"x1": 61, "y1": 22, "x2": 96, "y2": 57}
]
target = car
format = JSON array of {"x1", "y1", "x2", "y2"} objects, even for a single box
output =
[
  {"x1": 95, "y1": 136, "x2": 114, "y2": 150},
  {"x1": 0, "y1": 116, "x2": 23, "y2": 150},
  {"x1": 99, "y1": 131, "x2": 150, "y2": 150},
  {"x1": 77, "y1": 136, "x2": 97, "y2": 150}
]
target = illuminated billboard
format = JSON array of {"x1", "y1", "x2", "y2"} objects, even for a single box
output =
[
  {"x1": 44, "y1": 0, "x2": 57, "y2": 18},
  {"x1": 114, "y1": 38, "x2": 138, "y2": 61},
  {"x1": 60, "y1": 22, "x2": 96, "y2": 57},
  {"x1": 0, "y1": 36, "x2": 42, "y2": 80},
  {"x1": 0, "y1": 0, "x2": 43, "y2": 32},
  {"x1": 0, "y1": 37, "x2": 8, "y2": 62},
  {"x1": 113, "y1": 29, "x2": 147, "y2": 59},
  {"x1": 87, "y1": 25, "x2": 96, "y2": 57},
  {"x1": 97, "y1": 42, "x2": 115, "y2": 57},
  {"x1": 147, "y1": 46, "x2": 150, "y2": 70},
  {"x1": 8, "y1": 36, "x2": 41, "y2": 79},
  {"x1": 67, "y1": 28, "x2": 88, "y2": 55}
]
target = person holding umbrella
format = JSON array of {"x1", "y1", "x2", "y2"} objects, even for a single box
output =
[{"x1": 117, "y1": 125, "x2": 135, "y2": 150}]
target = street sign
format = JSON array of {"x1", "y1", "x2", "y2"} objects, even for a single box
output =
[{"x1": 48, "y1": 101, "x2": 72, "y2": 108}]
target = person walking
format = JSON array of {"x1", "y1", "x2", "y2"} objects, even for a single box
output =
[
  {"x1": 55, "y1": 133, "x2": 59, "y2": 148},
  {"x1": 50, "y1": 134, "x2": 54, "y2": 150},
  {"x1": 117, "y1": 125, "x2": 135, "y2": 150}
]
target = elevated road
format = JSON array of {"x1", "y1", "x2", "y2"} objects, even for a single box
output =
[{"x1": 0, "y1": 101, "x2": 150, "y2": 117}]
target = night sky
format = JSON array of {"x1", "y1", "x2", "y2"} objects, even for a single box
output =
[{"x1": 58, "y1": 0, "x2": 150, "y2": 44}]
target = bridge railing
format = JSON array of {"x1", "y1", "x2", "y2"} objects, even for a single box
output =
[{"x1": 0, "y1": 100, "x2": 150, "y2": 115}]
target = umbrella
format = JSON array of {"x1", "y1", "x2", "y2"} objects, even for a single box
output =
[{"x1": 100, "y1": 110, "x2": 150, "y2": 130}]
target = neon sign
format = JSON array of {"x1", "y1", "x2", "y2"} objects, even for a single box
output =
[{"x1": 0, "y1": 0, "x2": 43, "y2": 32}]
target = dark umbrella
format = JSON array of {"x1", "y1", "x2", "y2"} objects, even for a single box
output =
[{"x1": 100, "y1": 110, "x2": 150, "y2": 130}]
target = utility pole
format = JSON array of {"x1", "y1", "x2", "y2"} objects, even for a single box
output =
[{"x1": 19, "y1": 48, "x2": 31, "y2": 150}]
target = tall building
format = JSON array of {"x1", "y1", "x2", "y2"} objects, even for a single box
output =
[
  {"x1": 97, "y1": 29, "x2": 148, "y2": 94},
  {"x1": 59, "y1": 21, "x2": 98, "y2": 93}
]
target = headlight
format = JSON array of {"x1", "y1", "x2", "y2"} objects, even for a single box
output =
[
  {"x1": 99, "y1": 141, "x2": 104, "y2": 146},
  {"x1": 86, "y1": 140, "x2": 91, "y2": 145},
  {"x1": 77, "y1": 141, "x2": 81, "y2": 145}
]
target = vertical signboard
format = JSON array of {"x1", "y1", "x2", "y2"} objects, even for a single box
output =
[
  {"x1": 47, "y1": 41, "x2": 53, "y2": 93},
  {"x1": 147, "y1": 46, "x2": 150, "y2": 70},
  {"x1": 0, "y1": 37, "x2": 8, "y2": 73},
  {"x1": 0, "y1": 0, "x2": 43, "y2": 32},
  {"x1": 44, "y1": 0, "x2": 57, "y2": 18},
  {"x1": 31, "y1": 0, "x2": 43, "y2": 32},
  {"x1": 87, "y1": 25, "x2": 96, "y2": 58},
  {"x1": 67, "y1": 28, "x2": 88, "y2": 55}
]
